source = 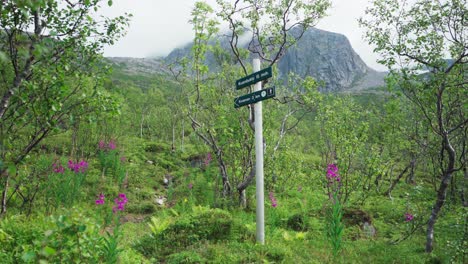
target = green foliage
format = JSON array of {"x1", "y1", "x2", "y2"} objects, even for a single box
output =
[
  {"x1": 326, "y1": 196, "x2": 344, "y2": 257},
  {"x1": 126, "y1": 201, "x2": 156, "y2": 214},
  {"x1": 0, "y1": 209, "x2": 118, "y2": 263},
  {"x1": 135, "y1": 206, "x2": 232, "y2": 260},
  {"x1": 166, "y1": 251, "x2": 206, "y2": 264},
  {"x1": 287, "y1": 213, "x2": 307, "y2": 231},
  {"x1": 0, "y1": 0, "x2": 465, "y2": 261}
]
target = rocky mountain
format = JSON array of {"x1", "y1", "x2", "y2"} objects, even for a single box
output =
[
  {"x1": 277, "y1": 28, "x2": 385, "y2": 92},
  {"x1": 108, "y1": 28, "x2": 386, "y2": 92}
]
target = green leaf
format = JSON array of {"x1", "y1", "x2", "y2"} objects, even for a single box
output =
[
  {"x1": 0, "y1": 51, "x2": 8, "y2": 63},
  {"x1": 21, "y1": 251, "x2": 36, "y2": 262},
  {"x1": 41, "y1": 246, "x2": 56, "y2": 257},
  {"x1": 108, "y1": 0, "x2": 113, "y2": 6},
  {"x1": 7, "y1": 164, "x2": 16, "y2": 175},
  {"x1": 78, "y1": 225, "x2": 86, "y2": 232}
]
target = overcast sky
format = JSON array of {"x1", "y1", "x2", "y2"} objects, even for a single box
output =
[{"x1": 101, "y1": 0, "x2": 386, "y2": 71}]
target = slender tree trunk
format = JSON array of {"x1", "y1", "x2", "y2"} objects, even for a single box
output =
[
  {"x1": 426, "y1": 131, "x2": 456, "y2": 252},
  {"x1": 140, "y1": 112, "x2": 144, "y2": 138},
  {"x1": 71, "y1": 121, "x2": 79, "y2": 158},
  {"x1": 385, "y1": 163, "x2": 411, "y2": 197},
  {"x1": 237, "y1": 167, "x2": 255, "y2": 207},
  {"x1": 463, "y1": 164, "x2": 467, "y2": 207},
  {"x1": 172, "y1": 122, "x2": 175, "y2": 151},
  {"x1": 1, "y1": 172, "x2": 9, "y2": 214},
  {"x1": 406, "y1": 157, "x2": 416, "y2": 184},
  {"x1": 181, "y1": 119, "x2": 185, "y2": 151},
  {"x1": 217, "y1": 156, "x2": 231, "y2": 197},
  {"x1": 239, "y1": 189, "x2": 247, "y2": 208}
]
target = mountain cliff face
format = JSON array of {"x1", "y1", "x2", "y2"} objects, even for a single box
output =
[
  {"x1": 278, "y1": 28, "x2": 377, "y2": 92},
  {"x1": 111, "y1": 28, "x2": 385, "y2": 92}
]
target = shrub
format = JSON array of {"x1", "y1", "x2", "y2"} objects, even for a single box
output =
[
  {"x1": 0, "y1": 210, "x2": 111, "y2": 263},
  {"x1": 126, "y1": 201, "x2": 156, "y2": 214},
  {"x1": 135, "y1": 207, "x2": 233, "y2": 260},
  {"x1": 287, "y1": 213, "x2": 308, "y2": 231},
  {"x1": 144, "y1": 142, "x2": 170, "y2": 153},
  {"x1": 166, "y1": 251, "x2": 206, "y2": 264}
]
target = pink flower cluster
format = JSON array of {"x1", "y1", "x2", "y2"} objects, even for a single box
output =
[
  {"x1": 326, "y1": 164, "x2": 341, "y2": 183},
  {"x1": 326, "y1": 164, "x2": 342, "y2": 201},
  {"x1": 113, "y1": 193, "x2": 128, "y2": 213},
  {"x1": 95, "y1": 193, "x2": 105, "y2": 205},
  {"x1": 405, "y1": 212, "x2": 414, "y2": 222},
  {"x1": 68, "y1": 160, "x2": 89, "y2": 173},
  {"x1": 99, "y1": 139, "x2": 117, "y2": 151},
  {"x1": 52, "y1": 163, "x2": 65, "y2": 174},
  {"x1": 269, "y1": 192, "x2": 278, "y2": 208},
  {"x1": 204, "y1": 153, "x2": 212, "y2": 166},
  {"x1": 188, "y1": 182, "x2": 193, "y2": 189}
]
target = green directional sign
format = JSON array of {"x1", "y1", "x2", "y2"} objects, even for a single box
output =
[
  {"x1": 236, "y1": 66, "x2": 272, "y2": 90},
  {"x1": 234, "y1": 87, "x2": 276, "y2": 108}
]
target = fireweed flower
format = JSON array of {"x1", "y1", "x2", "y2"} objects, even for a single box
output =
[
  {"x1": 99, "y1": 140, "x2": 106, "y2": 150},
  {"x1": 78, "y1": 160, "x2": 89, "y2": 173},
  {"x1": 112, "y1": 193, "x2": 128, "y2": 213},
  {"x1": 188, "y1": 182, "x2": 193, "y2": 189},
  {"x1": 204, "y1": 153, "x2": 212, "y2": 166},
  {"x1": 269, "y1": 192, "x2": 278, "y2": 208},
  {"x1": 95, "y1": 193, "x2": 105, "y2": 205},
  {"x1": 405, "y1": 212, "x2": 414, "y2": 222},
  {"x1": 326, "y1": 164, "x2": 341, "y2": 201},
  {"x1": 68, "y1": 160, "x2": 89, "y2": 173},
  {"x1": 108, "y1": 140, "x2": 116, "y2": 150},
  {"x1": 68, "y1": 160, "x2": 75, "y2": 170},
  {"x1": 120, "y1": 156, "x2": 126, "y2": 162},
  {"x1": 52, "y1": 163, "x2": 65, "y2": 174},
  {"x1": 326, "y1": 164, "x2": 340, "y2": 183}
]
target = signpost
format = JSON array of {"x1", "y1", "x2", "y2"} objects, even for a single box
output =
[
  {"x1": 235, "y1": 59, "x2": 275, "y2": 245},
  {"x1": 236, "y1": 66, "x2": 272, "y2": 90},
  {"x1": 234, "y1": 87, "x2": 275, "y2": 108}
]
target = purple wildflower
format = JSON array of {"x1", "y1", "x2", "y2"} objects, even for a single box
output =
[
  {"x1": 95, "y1": 193, "x2": 105, "y2": 205},
  {"x1": 204, "y1": 153, "x2": 212, "y2": 166},
  {"x1": 326, "y1": 164, "x2": 340, "y2": 183},
  {"x1": 99, "y1": 140, "x2": 106, "y2": 150},
  {"x1": 108, "y1": 140, "x2": 116, "y2": 150},
  {"x1": 78, "y1": 160, "x2": 88, "y2": 173},
  {"x1": 68, "y1": 160, "x2": 75, "y2": 170},
  {"x1": 113, "y1": 193, "x2": 128, "y2": 213},
  {"x1": 269, "y1": 191, "x2": 278, "y2": 208},
  {"x1": 67, "y1": 160, "x2": 88, "y2": 173},
  {"x1": 52, "y1": 162, "x2": 65, "y2": 174},
  {"x1": 405, "y1": 212, "x2": 414, "y2": 222},
  {"x1": 188, "y1": 182, "x2": 193, "y2": 189}
]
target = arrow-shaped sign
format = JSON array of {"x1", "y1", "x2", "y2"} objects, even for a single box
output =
[
  {"x1": 234, "y1": 86, "x2": 276, "y2": 108},
  {"x1": 235, "y1": 66, "x2": 272, "y2": 90}
]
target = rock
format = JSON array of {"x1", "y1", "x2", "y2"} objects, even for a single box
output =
[
  {"x1": 362, "y1": 221, "x2": 377, "y2": 238},
  {"x1": 163, "y1": 174, "x2": 173, "y2": 188},
  {"x1": 155, "y1": 195, "x2": 166, "y2": 206}
]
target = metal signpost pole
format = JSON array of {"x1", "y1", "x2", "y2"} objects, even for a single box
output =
[{"x1": 253, "y1": 58, "x2": 265, "y2": 244}]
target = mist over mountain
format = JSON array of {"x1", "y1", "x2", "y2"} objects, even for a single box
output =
[{"x1": 107, "y1": 28, "x2": 386, "y2": 92}]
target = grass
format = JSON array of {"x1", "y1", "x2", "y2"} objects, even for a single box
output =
[{"x1": 1, "y1": 140, "x2": 465, "y2": 264}]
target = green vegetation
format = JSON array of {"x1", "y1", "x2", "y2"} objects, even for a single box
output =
[{"x1": 0, "y1": 0, "x2": 466, "y2": 263}]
